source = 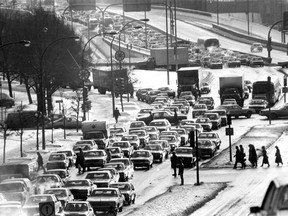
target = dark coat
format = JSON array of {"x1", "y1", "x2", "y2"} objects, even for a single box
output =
[
  {"x1": 170, "y1": 153, "x2": 178, "y2": 168},
  {"x1": 178, "y1": 161, "x2": 184, "y2": 175},
  {"x1": 234, "y1": 149, "x2": 242, "y2": 162},
  {"x1": 248, "y1": 145, "x2": 257, "y2": 164},
  {"x1": 76, "y1": 152, "x2": 85, "y2": 167},
  {"x1": 114, "y1": 109, "x2": 120, "y2": 118},
  {"x1": 275, "y1": 148, "x2": 283, "y2": 164},
  {"x1": 37, "y1": 154, "x2": 43, "y2": 166},
  {"x1": 262, "y1": 149, "x2": 269, "y2": 164}
]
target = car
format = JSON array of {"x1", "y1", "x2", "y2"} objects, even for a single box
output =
[
  {"x1": 0, "y1": 92, "x2": 15, "y2": 108},
  {"x1": 198, "y1": 132, "x2": 221, "y2": 149},
  {"x1": 46, "y1": 160, "x2": 68, "y2": 171},
  {"x1": 192, "y1": 104, "x2": 207, "y2": 118},
  {"x1": 149, "y1": 119, "x2": 171, "y2": 132},
  {"x1": 250, "y1": 57, "x2": 264, "y2": 67},
  {"x1": 121, "y1": 135, "x2": 140, "y2": 150},
  {"x1": 56, "y1": 150, "x2": 76, "y2": 167},
  {"x1": 259, "y1": 103, "x2": 288, "y2": 119},
  {"x1": 63, "y1": 201, "x2": 95, "y2": 216},
  {"x1": 141, "y1": 126, "x2": 159, "y2": 137},
  {"x1": 0, "y1": 201, "x2": 23, "y2": 215},
  {"x1": 158, "y1": 87, "x2": 176, "y2": 98},
  {"x1": 200, "y1": 82, "x2": 211, "y2": 94},
  {"x1": 250, "y1": 42, "x2": 263, "y2": 52},
  {"x1": 109, "y1": 158, "x2": 134, "y2": 180},
  {"x1": 144, "y1": 144, "x2": 166, "y2": 162},
  {"x1": 44, "y1": 188, "x2": 74, "y2": 207},
  {"x1": 73, "y1": 144, "x2": 94, "y2": 155},
  {"x1": 45, "y1": 115, "x2": 82, "y2": 129},
  {"x1": 171, "y1": 103, "x2": 188, "y2": 114},
  {"x1": 249, "y1": 177, "x2": 288, "y2": 216},
  {"x1": 2, "y1": 178, "x2": 34, "y2": 196},
  {"x1": 109, "y1": 182, "x2": 136, "y2": 205},
  {"x1": 159, "y1": 134, "x2": 180, "y2": 151},
  {"x1": 104, "y1": 162, "x2": 129, "y2": 182},
  {"x1": 195, "y1": 139, "x2": 217, "y2": 158},
  {"x1": 128, "y1": 130, "x2": 149, "y2": 147},
  {"x1": 145, "y1": 90, "x2": 161, "y2": 104},
  {"x1": 130, "y1": 150, "x2": 153, "y2": 170},
  {"x1": 63, "y1": 179, "x2": 96, "y2": 200},
  {"x1": 48, "y1": 153, "x2": 69, "y2": 169},
  {"x1": 197, "y1": 98, "x2": 214, "y2": 110},
  {"x1": 109, "y1": 127, "x2": 127, "y2": 138},
  {"x1": 227, "y1": 57, "x2": 241, "y2": 67},
  {"x1": 23, "y1": 194, "x2": 63, "y2": 216},
  {"x1": 137, "y1": 108, "x2": 155, "y2": 118},
  {"x1": 170, "y1": 128, "x2": 188, "y2": 145},
  {"x1": 202, "y1": 113, "x2": 221, "y2": 129},
  {"x1": 150, "y1": 102, "x2": 164, "y2": 109},
  {"x1": 137, "y1": 110, "x2": 187, "y2": 125},
  {"x1": 160, "y1": 130, "x2": 180, "y2": 143},
  {"x1": 35, "y1": 174, "x2": 64, "y2": 194},
  {"x1": 179, "y1": 94, "x2": 195, "y2": 106},
  {"x1": 98, "y1": 167, "x2": 120, "y2": 183},
  {"x1": 0, "y1": 180, "x2": 31, "y2": 205},
  {"x1": 175, "y1": 147, "x2": 196, "y2": 167},
  {"x1": 217, "y1": 104, "x2": 255, "y2": 118},
  {"x1": 206, "y1": 109, "x2": 227, "y2": 126},
  {"x1": 195, "y1": 118, "x2": 213, "y2": 132},
  {"x1": 174, "y1": 98, "x2": 191, "y2": 111},
  {"x1": 248, "y1": 99, "x2": 269, "y2": 113},
  {"x1": 179, "y1": 119, "x2": 195, "y2": 127},
  {"x1": 85, "y1": 171, "x2": 116, "y2": 188},
  {"x1": 45, "y1": 169, "x2": 71, "y2": 183},
  {"x1": 87, "y1": 188, "x2": 125, "y2": 213},
  {"x1": 112, "y1": 141, "x2": 134, "y2": 157},
  {"x1": 154, "y1": 96, "x2": 171, "y2": 105},
  {"x1": 84, "y1": 150, "x2": 108, "y2": 169},
  {"x1": 136, "y1": 88, "x2": 153, "y2": 101},
  {"x1": 208, "y1": 58, "x2": 223, "y2": 69},
  {"x1": 129, "y1": 121, "x2": 147, "y2": 131},
  {"x1": 239, "y1": 54, "x2": 251, "y2": 66},
  {"x1": 107, "y1": 147, "x2": 124, "y2": 158}
]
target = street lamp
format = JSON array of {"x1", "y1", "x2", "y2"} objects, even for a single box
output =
[{"x1": 40, "y1": 36, "x2": 79, "y2": 150}]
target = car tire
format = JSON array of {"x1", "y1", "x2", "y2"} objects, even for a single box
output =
[
  {"x1": 160, "y1": 157, "x2": 163, "y2": 163},
  {"x1": 132, "y1": 196, "x2": 136, "y2": 204},
  {"x1": 246, "y1": 112, "x2": 252, "y2": 118},
  {"x1": 127, "y1": 199, "x2": 131, "y2": 205},
  {"x1": 271, "y1": 113, "x2": 278, "y2": 119},
  {"x1": 119, "y1": 205, "x2": 123, "y2": 212}
]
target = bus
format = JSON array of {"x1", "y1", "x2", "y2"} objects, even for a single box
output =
[
  {"x1": 197, "y1": 37, "x2": 220, "y2": 50},
  {"x1": 252, "y1": 76, "x2": 282, "y2": 105}
]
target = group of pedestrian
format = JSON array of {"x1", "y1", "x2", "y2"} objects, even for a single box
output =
[
  {"x1": 170, "y1": 151, "x2": 184, "y2": 185},
  {"x1": 233, "y1": 144, "x2": 283, "y2": 169}
]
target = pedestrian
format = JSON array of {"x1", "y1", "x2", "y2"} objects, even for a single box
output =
[
  {"x1": 75, "y1": 148, "x2": 86, "y2": 174},
  {"x1": 37, "y1": 152, "x2": 46, "y2": 173},
  {"x1": 148, "y1": 111, "x2": 154, "y2": 124},
  {"x1": 106, "y1": 148, "x2": 111, "y2": 163},
  {"x1": 260, "y1": 146, "x2": 270, "y2": 167},
  {"x1": 178, "y1": 158, "x2": 184, "y2": 185},
  {"x1": 248, "y1": 144, "x2": 258, "y2": 168},
  {"x1": 233, "y1": 146, "x2": 242, "y2": 169},
  {"x1": 174, "y1": 109, "x2": 179, "y2": 127},
  {"x1": 239, "y1": 145, "x2": 247, "y2": 168},
  {"x1": 170, "y1": 151, "x2": 178, "y2": 177},
  {"x1": 113, "y1": 107, "x2": 121, "y2": 123},
  {"x1": 275, "y1": 146, "x2": 283, "y2": 166}
]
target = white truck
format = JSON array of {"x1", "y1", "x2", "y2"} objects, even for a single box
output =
[
  {"x1": 81, "y1": 121, "x2": 110, "y2": 149},
  {"x1": 219, "y1": 74, "x2": 245, "y2": 107}
]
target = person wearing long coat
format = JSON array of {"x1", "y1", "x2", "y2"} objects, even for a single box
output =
[
  {"x1": 275, "y1": 146, "x2": 283, "y2": 166},
  {"x1": 233, "y1": 146, "x2": 242, "y2": 169},
  {"x1": 261, "y1": 146, "x2": 270, "y2": 167},
  {"x1": 75, "y1": 148, "x2": 86, "y2": 174},
  {"x1": 248, "y1": 144, "x2": 258, "y2": 167},
  {"x1": 170, "y1": 151, "x2": 178, "y2": 177},
  {"x1": 178, "y1": 158, "x2": 184, "y2": 185},
  {"x1": 239, "y1": 145, "x2": 247, "y2": 168}
]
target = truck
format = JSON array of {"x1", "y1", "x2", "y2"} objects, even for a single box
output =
[
  {"x1": 219, "y1": 74, "x2": 244, "y2": 107},
  {"x1": 81, "y1": 120, "x2": 110, "y2": 149},
  {"x1": 135, "y1": 47, "x2": 189, "y2": 70},
  {"x1": 176, "y1": 66, "x2": 202, "y2": 95},
  {"x1": 0, "y1": 157, "x2": 38, "y2": 181},
  {"x1": 91, "y1": 67, "x2": 133, "y2": 96}
]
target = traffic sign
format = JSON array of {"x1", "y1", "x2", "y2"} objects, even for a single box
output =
[
  {"x1": 115, "y1": 50, "x2": 125, "y2": 62},
  {"x1": 55, "y1": 100, "x2": 63, "y2": 103},
  {"x1": 78, "y1": 69, "x2": 90, "y2": 81},
  {"x1": 39, "y1": 202, "x2": 55, "y2": 216},
  {"x1": 226, "y1": 128, "x2": 234, "y2": 136}
]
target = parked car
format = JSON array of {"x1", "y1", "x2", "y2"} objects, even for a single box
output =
[
  {"x1": 104, "y1": 162, "x2": 129, "y2": 182},
  {"x1": 44, "y1": 188, "x2": 74, "y2": 207},
  {"x1": 98, "y1": 167, "x2": 120, "y2": 183},
  {"x1": 87, "y1": 188, "x2": 124, "y2": 213},
  {"x1": 0, "y1": 92, "x2": 15, "y2": 108},
  {"x1": 259, "y1": 103, "x2": 288, "y2": 119},
  {"x1": 48, "y1": 153, "x2": 69, "y2": 169},
  {"x1": 249, "y1": 99, "x2": 269, "y2": 113},
  {"x1": 198, "y1": 132, "x2": 221, "y2": 149},
  {"x1": 170, "y1": 128, "x2": 188, "y2": 145},
  {"x1": 227, "y1": 57, "x2": 241, "y2": 67},
  {"x1": 109, "y1": 182, "x2": 136, "y2": 205},
  {"x1": 0, "y1": 201, "x2": 23, "y2": 215},
  {"x1": 137, "y1": 108, "x2": 155, "y2": 118},
  {"x1": 63, "y1": 201, "x2": 95, "y2": 216},
  {"x1": 130, "y1": 150, "x2": 153, "y2": 170},
  {"x1": 192, "y1": 104, "x2": 208, "y2": 118},
  {"x1": 63, "y1": 179, "x2": 96, "y2": 200},
  {"x1": 109, "y1": 127, "x2": 127, "y2": 138},
  {"x1": 23, "y1": 194, "x2": 63, "y2": 216},
  {"x1": 46, "y1": 116, "x2": 82, "y2": 129},
  {"x1": 208, "y1": 58, "x2": 223, "y2": 69},
  {"x1": 250, "y1": 42, "x2": 263, "y2": 52},
  {"x1": 159, "y1": 134, "x2": 180, "y2": 151},
  {"x1": 129, "y1": 121, "x2": 147, "y2": 131}
]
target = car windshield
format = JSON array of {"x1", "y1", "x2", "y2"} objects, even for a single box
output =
[
  {"x1": 84, "y1": 132, "x2": 104, "y2": 139},
  {"x1": 104, "y1": 163, "x2": 124, "y2": 171},
  {"x1": 110, "y1": 128, "x2": 124, "y2": 133},
  {"x1": 199, "y1": 133, "x2": 217, "y2": 139},
  {"x1": 73, "y1": 144, "x2": 92, "y2": 151},
  {"x1": 64, "y1": 203, "x2": 88, "y2": 212},
  {"x1": 198, "y1": 140, "x2": 212, "y2": 146},
  {"x1": 49, "y1": 154, "x2": 65, "y2": 161},
  {"x1": 145, "y1": 127, "x2": 157, "y2": 132},
  {"x1": 65, "y1": 180, "x2": 89, "y2": 187},
  {"x1": 36, "y1": 176, "x2": 58, "y2": 183},
  {"x1": 113, "y1": 142, "x2": 129, "y2": 148},
  {"x1": 26, "y1": 196, "x2": 52, "y2": 205},
  {"x1": 204, "y1": 114, "x2": 218, "y2": 120},
  {"x1": 45, "y1": 189, "x2": 67, "y2": 197},
  {"x1": 109, "y1": 148, "x2": 120, "y2": 153},
  {"x1": 130, "y1": 131, "x2": 145, "y2": 136},
  {"x1": 57, "y1": 151, "x2": 72, "y2": 156},
  {"x1": 159, "y1": 136, "x2": 175, "y2": 142},
  {"x1": 130, "y1": 122, "x2": 144, "y2": 128},
  {"x1": 176, "y1": 148, "x2": 192, "y2": 154},
  {"x1": 250, "y1": 100, "x2": 265, "y2": 105},
  {"x1": 121, "y1": 136, "x2": 136, "y2": 141},
  {"x1": 150, "y1": 121, "x2": 165, "y2": 126},
  {"x1": 194, "y1": 104, "x2": 206, "y2": 109},
  {"x1": 132, "y1": 151, "x2": 149, "y2": 157},
  {"x1": 110, "y1": 184, "x2": 130, "y2": 191},
  {"x1": 139, "y1": 109, "x2": 153, "y2": 113},
  {"x1": 75, "y1": 141, "x2": 92, "y2": 145},
  {"x1": 47, "y1": 171, "x2": 66, "y2": 178},
  {"x1": 181, "y1": 121, "x2": 194, "y2": 125},
  {"x1": 85, "y1": 151, "x2": 103, "y2": 157},
  {"x1": 0, "y1": 183, "x2": 24, "y2": 192},
  {"x1": 196, "y1": 119, "x2": 210, "y2": 123},
  {"x1": 173, "y1": 129, "x2": 185, "y2": 135},
  {"x1": 86, "y1": 173, "x2": 109, "y2": 179},
  {"x1": 91, "y1": 189, "x2": 117, "y2": 197}
]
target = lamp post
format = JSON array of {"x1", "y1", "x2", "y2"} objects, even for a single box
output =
[
  {"x1": 40, "y1": 36, "x2": 79, "y2": 150},
  {"x1": 267, "y1": 20, "x2": 283, "y2": 62}
]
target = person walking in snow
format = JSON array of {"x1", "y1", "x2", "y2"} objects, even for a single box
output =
[
  {"x1": 275, "y1": 146, "x2": 283, "y2": 166},
  {"x1": 260, "y1": 146, "x2": 270, "y2": 167},
  {"x1": 248, "y1": 144, "x2": 258, "y2": 168},
  {"x1": 113, "y1": 108, "x2": 121, "y2": 123},
  {"x1": 170, "y1": 151, "x2": 178, "y2": 177},
  {"x1": 178, "y1": 158, "x2": 184, "y2": 185},
  {"x1": 233, "y1": 146, "x2": 242, "y2": 169}
]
